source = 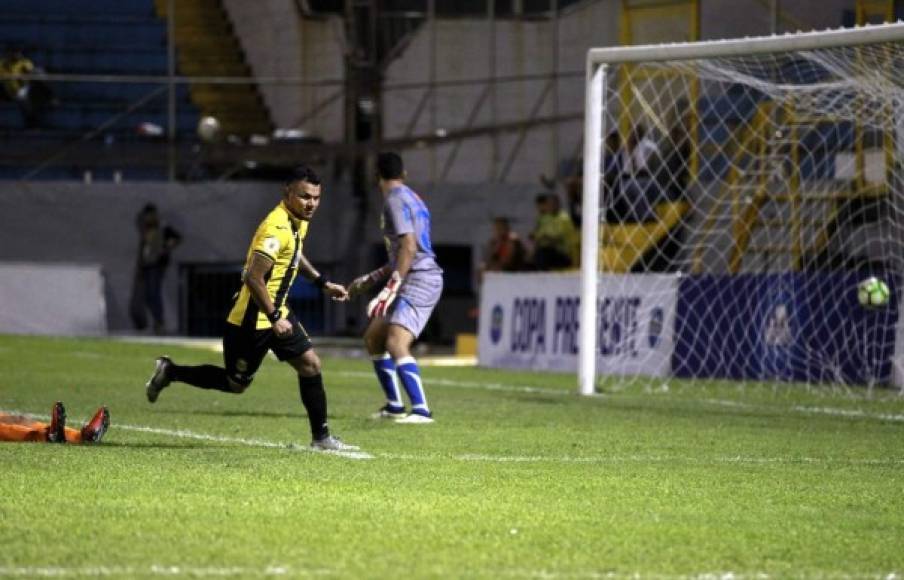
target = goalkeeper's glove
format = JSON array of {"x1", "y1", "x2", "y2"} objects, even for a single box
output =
[
  {"x1": 348, "y1": 265, "x2": 390, "y2": 298},
  {"x1": 367, "y1": 271, "x2": 402, "y2": 319}
]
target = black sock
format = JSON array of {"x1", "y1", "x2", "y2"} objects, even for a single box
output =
[
  {"x1": 172, "y1": 364, "x2": 232, "y2": 392},
  {"x1": 298, "y1": 374, "x2": 329, "y2": 440}
]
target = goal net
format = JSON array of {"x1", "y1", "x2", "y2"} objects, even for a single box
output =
[{"x1": 579, "y1": 23, "x2": 904, "y2": 394}]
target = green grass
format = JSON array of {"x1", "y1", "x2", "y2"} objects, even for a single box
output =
[{"x1": 1, "y1": 334, "x2": 903, "y2": 578}]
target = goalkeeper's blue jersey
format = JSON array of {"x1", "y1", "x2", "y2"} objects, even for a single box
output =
[{"x1": 381, "y1": 185, "x2": 442, "y2": 274}]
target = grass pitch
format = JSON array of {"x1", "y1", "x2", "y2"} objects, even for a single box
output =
[{"x1": 1, "y1": 334, "x2": 903, "y2": 578}]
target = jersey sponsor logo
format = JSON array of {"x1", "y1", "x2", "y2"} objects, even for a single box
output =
[
  {"x1": 263, "y1": 237, "x2": 280, "y2": 255},
  {"x1": 416, "y1": 207, "x2": 433, "y2": 252}
]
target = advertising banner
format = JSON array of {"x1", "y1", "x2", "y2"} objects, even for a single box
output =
[
  {"x1": 672, "y1": 272, "x2": 898, "y2": 385},
  {"x1": 478, "y1": 272, "x2": 678, "y2": 376}
]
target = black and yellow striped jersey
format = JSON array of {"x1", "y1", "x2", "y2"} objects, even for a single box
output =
[{"x1": 227, "y1": 202, "x2": 309, "y2": 329}]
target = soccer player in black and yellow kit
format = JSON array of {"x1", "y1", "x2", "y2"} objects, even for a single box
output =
[{"x1": 144, "y1": 166, "x2": 358, "y2": 451}]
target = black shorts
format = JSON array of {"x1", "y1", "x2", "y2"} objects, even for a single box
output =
[{"x1": 222, "y1": 313, "x2": 313, "y2": 386}]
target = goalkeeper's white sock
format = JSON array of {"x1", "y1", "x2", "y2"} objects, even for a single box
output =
[
  {"x1": 372, "y1": 354, "x2": 404, "y2": 411},
  {"x1": 396, "y1": 356, "x2": 430, "y2": 416}
]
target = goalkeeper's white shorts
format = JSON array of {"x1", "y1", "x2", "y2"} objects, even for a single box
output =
[{"x1": 387, "y1": 270, "x2": 443, "y2": 338}]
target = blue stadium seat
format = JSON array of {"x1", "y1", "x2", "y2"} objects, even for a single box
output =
[
  {"x1": 0, "y1": 0, "x2": 204, "y2": 179},
  {"x1": 1, "y1": 0, "x2": 155, "y2": 17},
  {"x1": 51, "y1": 83, "x2": 192, "y2": 106},
  {"x1": 45, "y1": 106, "x2": 198, "y2": 133},
  {"x1": 0, "y1": 20, "x2": 167, "y2": 51}
]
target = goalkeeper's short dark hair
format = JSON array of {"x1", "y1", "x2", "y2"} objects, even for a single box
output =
[
  {"x1": 287, "y1": 165, "x2": 321, "y2": 186},
  {"x1": 377, "y1": 152, "x2": 404, "y2": 180}
]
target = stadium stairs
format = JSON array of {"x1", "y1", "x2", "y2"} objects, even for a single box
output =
[
  {"x1": 690, "y1": 75, "x2": 884, "y2": 274},
  {"x1": 599, "y1": 200, "x2": 690, "y2": 273},
  {"x1": 154, "y1": 0, "x2": 271, "y2": 137}
]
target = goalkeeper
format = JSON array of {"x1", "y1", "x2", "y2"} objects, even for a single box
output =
[{"x1": 348, "y1": 152, "x2": 443, "y2": 424}]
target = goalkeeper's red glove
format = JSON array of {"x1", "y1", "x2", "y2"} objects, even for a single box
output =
[{"x1": 367, "y1": 271, "x2": 402, "y2": 319}]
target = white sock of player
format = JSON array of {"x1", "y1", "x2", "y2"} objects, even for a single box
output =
[
  {"x1": 395, "y1": 356, "x2": 430, "y2": 417},
  {"x1": 372, "y1": 354, "x2": 404, "y2": 412}
]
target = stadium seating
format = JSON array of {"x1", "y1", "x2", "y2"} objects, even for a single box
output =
[
  {"x1": 697, "y1": 77, "x2": 853, "y2": 183},
  {"x1": 0, "y1": 0, "x2": 201, "y2": 179},
  {"x1": 599, "y1": 200, "x2": 690, "y2": 273}
]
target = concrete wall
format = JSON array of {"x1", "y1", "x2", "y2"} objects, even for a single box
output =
[
  {"x1": 221, "y1": 0, "x2": 622, "y2": 183},
  {"x1": 222, "y1": 0, "x2": 862, "y2": 184},
  {"x1": 700, "y1": 0, "x2": 854, "y2": 40},
  {"x1": 0, "y1": 179, "x2": 541, "y2": 334},
  {"x1": 0, "y1": 264, "x2": 106, "y2": 335},
  {"x1": 222, "y1": 0, "x2": 345, "y2": 139},
  {"x1": 382, "y1": 0, "x2": 621, "y2": 183}
]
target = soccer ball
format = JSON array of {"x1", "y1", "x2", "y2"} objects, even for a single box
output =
[
  {"x1": 197, "y1": 115, "x2": 221, "y2": 142},
  {"x1": 857, "y1": 277, "x2": 890, "y2": 308}
]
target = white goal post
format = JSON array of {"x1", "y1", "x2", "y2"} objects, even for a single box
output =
[{"x1": 580, "y1": 22, "x2": 904, "y2": 395}]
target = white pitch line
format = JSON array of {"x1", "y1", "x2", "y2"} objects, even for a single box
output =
[
  {"x1": 340, "y1": 373, "x2": 904, "y2": 424},
  {"x1": 446, "y1": 453, "x2": 904, "y2": 467},
  {"x1": 4, "y1": 567, "x2": 898, "y2": 580},
  {"x1": 703, "y1": 399, "x2": 904, "y2": 424},
  {"x1": 338, "y1": 370, "x2": 579, "y2": 397},
  {"x1": 372, "y1": 451, "x2": 904, "y2": 467},
  {"x1": 793, "y1": 405, "x2": 904, "y2": 423},
  {"x1": 0, "y1": 408, "x2": 372, "y2": 461},
  {"x1": 114, "y1": 423, "x2": 374, "y2": 460},
  {"x1": 0, "y1": 564, "x2": 332, "y2": 577},
  {"x1": 7, "y1": 400, "x2": 904, "y2": 467},
  {"x1": 12, "y1": 407, "x2": 898, "y2": 467},
  {"x1": 498, "y1": 570, "x2": 902, "y2": 579}
]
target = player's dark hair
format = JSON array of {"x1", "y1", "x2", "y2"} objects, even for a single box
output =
[
  {"x1": 287, "y1": 165, "x2": 321, "y2": 186},
  {"x1": 376, "y1": 152, "x2": 404, "y2": 180}
]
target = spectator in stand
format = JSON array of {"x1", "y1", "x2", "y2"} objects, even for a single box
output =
[
  {"x1": 130, "y1": 203, "x2": 182, "y2": 334},
  {"x1": 0, "y1": 50, "x2": 54, "y2": 128},
  {"x1": 603, "y1": 130, "x2": 629, "y2": 224},
  {"x1": 529, "y1": 193, "x2": 579, "y2": 271},
  {"x1": 660, "y1": 113, "x2": 691, "y2": 201},
  {"x1": 541, "y1": 155, "x2": 583, "y2": 229},
  {"x1": 562, "y1": 161, "x2": 583, "y2": 229},
  {"x1": 619, "y1": 124, "x2": 661, "y2": 223},
  {"x1": 479, "y1": 217, "x2": 526, "y2": 281}
]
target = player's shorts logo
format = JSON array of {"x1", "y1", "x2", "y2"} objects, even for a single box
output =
[
  {"x1": 236, "y1": 359, "x2": 248, "y2": 373},
  {"x1": 490, "y1": 305, "x2": 504, "y2": 344}
]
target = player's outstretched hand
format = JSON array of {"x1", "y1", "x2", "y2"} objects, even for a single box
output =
[
  {"x1": 325, "y1": 282, "x2": 349, "y2": 302},
  {"x1": 367, "y1": 271, "x2": 402, "y2": 319},
  {"x1": 347, "y1": 274, "x2": 372, "y2": 298}
]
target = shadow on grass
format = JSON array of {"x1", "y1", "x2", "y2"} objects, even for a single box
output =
[
  {"x1": 98, "y1": 441, "x2": 207, "y2": 450},
  {"x1": 162, "y1": 409, "x2": 302, "y2": 420},
  {"x1": 513, "y1": 395, "x2": 571, "y2": 406}
]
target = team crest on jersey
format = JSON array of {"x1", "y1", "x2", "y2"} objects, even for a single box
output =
[{"x1": 263, "y1": 237, "x2": 280, "y2": 255}]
